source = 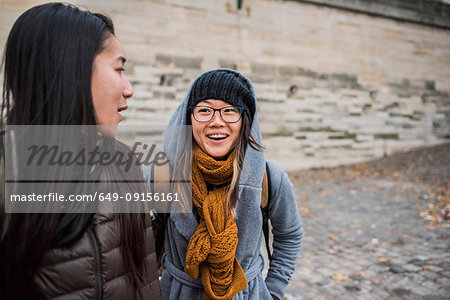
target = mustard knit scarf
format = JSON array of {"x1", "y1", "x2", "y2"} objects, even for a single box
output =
[{"x1": 185, "y1": 147, "x2": 247, "y2": 300}]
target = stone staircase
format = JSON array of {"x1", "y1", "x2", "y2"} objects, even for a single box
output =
[{"x1": 122, "y1": 59, "x2": 449, "y2": 171}]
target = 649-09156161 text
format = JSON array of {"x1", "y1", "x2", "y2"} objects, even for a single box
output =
[{"x1": 9, "y1": 192, "x2": 180, "y2": 202}]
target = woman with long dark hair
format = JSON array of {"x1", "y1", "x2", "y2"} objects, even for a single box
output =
[
  {"x1": 0, "y1": 3, "x2": 161, "y2": 299},
  {"x1": 147, "y1": 69, "x2": 303, "y2": 299}
]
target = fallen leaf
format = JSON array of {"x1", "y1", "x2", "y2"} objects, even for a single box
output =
[
  {"x1": 340, "y1": 229, "x2": 347, "y2": 236},
  {"x1": 307, "y1": 213, "x2": 315, "y2": 219},
  {"x1": 330, "y1": 235, "x2": 340, "y2": 244},
  {"x1": 299, "y1": 207, "x2": 309, "y2": 213},
  {"x1": 422, "y1": 266, "x2": 430, "y2": 271},
  {"x1": 320, "y1": 190, "x2": 332, "y2": 197},
  {"x1": 353, "y1": 271, "x2": 361, "y2": 276},
  {"x1": 301, "y1": 195, "x2": 309, "y2": 201},
  {"x1": 378, "y1": 257, "x2": 389, "y2": 263},
  {"x1": 330, "y1": 273, "x2": 348, "y2": 281},
  {"x1": 381, "y1": 241, "x2": 390, "y2": 247},
  {"x1": 304, "y1": 264, "x2": 310, "y2": 268}
]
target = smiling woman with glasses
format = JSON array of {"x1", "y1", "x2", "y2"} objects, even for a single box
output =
[{"x1": 146, "y1": 69, "x2": 303, "y2": 300}]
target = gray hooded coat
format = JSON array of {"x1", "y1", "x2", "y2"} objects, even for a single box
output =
[{"x1": 146, "y1": 69, "x2": 303, "y2": 299}]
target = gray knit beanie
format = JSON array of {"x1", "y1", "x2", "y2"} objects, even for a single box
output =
[{"x1": 187, "y1": 70, "x2": 255, "y2": 121}]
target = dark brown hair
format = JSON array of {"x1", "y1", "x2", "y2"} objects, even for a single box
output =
[{"x1": 225, "y1": 113, "x2": 263, "y2": 214}]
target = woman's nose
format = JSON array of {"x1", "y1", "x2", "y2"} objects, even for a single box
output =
[
  {"x1": 123, "y1": 76, "x2": 133, "y2": 99},
  {"x1": 209, "y1": 110, "x2": 225, "y2": 126}
]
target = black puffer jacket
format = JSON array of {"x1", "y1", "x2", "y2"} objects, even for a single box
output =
[{"x1": 34, "y1": 213, "x2": 161, "y2": 299}]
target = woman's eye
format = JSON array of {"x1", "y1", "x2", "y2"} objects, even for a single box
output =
[
  {"x1": 116, "y1": 68, "x2": 125, "y2": 73},
  {"x1": 198, "y1": 108, "x2": 211, "y2": 113},
  {"x1": 223, "y1": 108, "x2": 237, "y2": 113}
]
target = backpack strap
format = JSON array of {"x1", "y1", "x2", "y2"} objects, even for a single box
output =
[
  {"x1": 153, "y1": 161, "x2": 172, "y2": 217},
  {"x1": 153, "y1": 162, "x2": 171, "y2": 195},
  {"x1": 261, "y1": 167, "x2": 269, "y2": 209},
  {"x1": 152, "y1": 162, "x2": 171, "y2": 276},
  {"x1": 261, "y1": 162, "x2": 272, "y2": 261}
]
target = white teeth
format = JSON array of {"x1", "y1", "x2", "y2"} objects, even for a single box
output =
[{"x1": 208, "y1": 134, "x2": 227, "y2": 139}]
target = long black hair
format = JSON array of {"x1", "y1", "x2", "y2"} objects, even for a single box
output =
[{"x1": 0, "y1": 3, "x2": 147, "y2": 299}]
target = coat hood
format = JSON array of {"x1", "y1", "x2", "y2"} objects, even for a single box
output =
[
  {"x1": 164, "y1": 68, "x2": 266, "y2": 238},
  {"x1": 164, "y1": 68, "x2": 266, "y2": 188}
]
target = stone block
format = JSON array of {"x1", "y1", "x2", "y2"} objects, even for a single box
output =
[
  {"x1": 251, "y1": 62, "x2": 277, "y2": 77},
  {"x1": 127, "y1": 75, "x2": 160, "y2": 85},
  {"x1": 355, "y1": 135, "x2": 375, "y2": 142},
  {"x1": 257, "y1": 92, "x2": 286, "y2": 102},
  {"x1": 133, "y1": 90, "x2": 154, "y2": 100},
  {"x1": 133, "y1": 65, "x2": 155, "y2": 77},
  {"x1": 150, "y1": 66, "x2": 184, "y2": 76},
  {"x1": 403, "y1": 264, "x2": 422, "y2": 273},
  {"x1": 219, "y1": 59, "x2": 237, "y2": 70}
]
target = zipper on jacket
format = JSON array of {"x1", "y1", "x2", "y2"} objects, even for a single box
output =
[{"x1": 87, "y1": 227, "x2": 103, "y2": 300}]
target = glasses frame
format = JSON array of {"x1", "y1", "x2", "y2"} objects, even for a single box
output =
[{"x1": 192, "y1": 105, "x2": 243, "y2": 123}]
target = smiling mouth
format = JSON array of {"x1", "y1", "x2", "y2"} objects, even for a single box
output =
[{"x1": 207, "y1": 134, "x2": 228, "y2": 140}]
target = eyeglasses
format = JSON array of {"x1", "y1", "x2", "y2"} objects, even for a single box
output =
[{"x1": 192, "y1": 105, "x2": 243, "y2": 123}]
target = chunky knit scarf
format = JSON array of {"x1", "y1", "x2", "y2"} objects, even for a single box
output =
[{"x1": 185, "y1": 147, "x2": 247, "y2": 299}]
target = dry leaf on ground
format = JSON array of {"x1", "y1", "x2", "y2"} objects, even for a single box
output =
[{"x1": 330, "y1": 273, "x2": 348, "y2": 281}]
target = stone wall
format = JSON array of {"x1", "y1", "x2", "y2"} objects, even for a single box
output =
[{"x1": 1, "y1": 0, "x2": 449, "y2": 170}]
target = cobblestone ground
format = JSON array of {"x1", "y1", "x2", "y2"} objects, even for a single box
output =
[{"x1": 268, "y1": 144, "x2": 450, "y2": 300}]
